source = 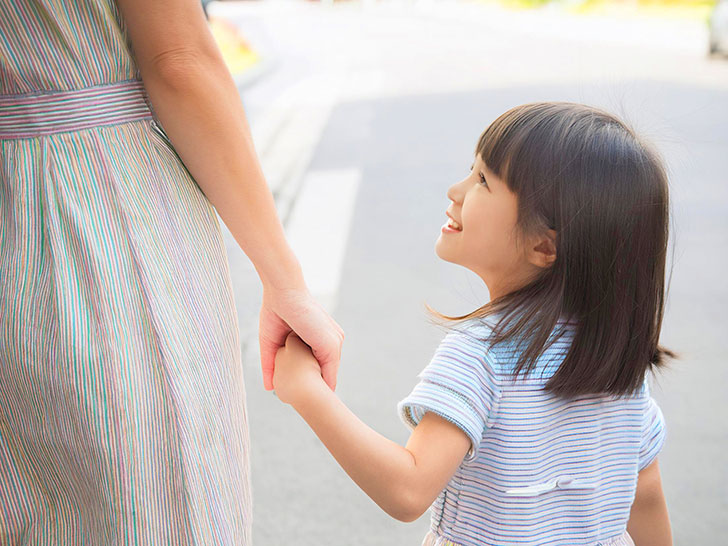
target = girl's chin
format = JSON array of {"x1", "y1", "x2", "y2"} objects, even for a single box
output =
[{"x1": 434, "y1": 240, "x2": 456, "y2": 263}]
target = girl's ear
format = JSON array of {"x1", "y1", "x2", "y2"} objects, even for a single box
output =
[{"x1": 528, "y1": 229, "x2": 557, "y2": 269}]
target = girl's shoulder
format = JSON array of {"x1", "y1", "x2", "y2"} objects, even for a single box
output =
[
  {"x1": 446, "y1": 315, "x2": 580, "y2": 380},
  {"x1": 440, "y1": 317, "x2": 502, "y2": 373},
  {"x1": 449, "y1": 316, "x2": 498, "y2": 340},
  {"x1": 433, "y1": 317, "x2": 655, "y2": 406}
]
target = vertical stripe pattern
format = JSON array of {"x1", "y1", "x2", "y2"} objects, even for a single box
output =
[
  {"x1": 0, "y1": 0, "x2": 138, "y2": 95},
  {"x1": 0, "y1": 1, "x2": 252, "y2": 544}
]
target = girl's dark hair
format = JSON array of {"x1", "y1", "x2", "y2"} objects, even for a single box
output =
[{"x1": 432, "y1": 102, "x2": 675, "y2": 398}]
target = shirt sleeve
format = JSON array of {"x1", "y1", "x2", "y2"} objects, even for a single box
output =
[
  {"x1": 638, "y1": 380, "x2": 667, "y2": 472},
  {"x1": 397, "y1": 327, "x2": 501, "y2": 461}
]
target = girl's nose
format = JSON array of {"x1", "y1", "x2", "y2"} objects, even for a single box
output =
[
  {"x1": 447, "y1": 185, "x2": 455, "y2": 202},
  {"x1": 447, "y1": 178, "x2": 466, "y2": 204}
]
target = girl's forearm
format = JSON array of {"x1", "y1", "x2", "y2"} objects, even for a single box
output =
[
  {"x1": 626, "y1": 498, "x2": 673, "y2": 546},
  {"x1": 292, "y1": 383, "x2": 424, "y2": 522},
  {"x1": 626, "y1": 459, "x2": 672, "y2": 546},
  {"x1": 143, "y1": 58, "x2": 303, "y2": 290}
]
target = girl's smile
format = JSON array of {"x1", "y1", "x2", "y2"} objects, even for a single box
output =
[{"x1": 442, "y1": 212, "x2": 462, "y2": 233}]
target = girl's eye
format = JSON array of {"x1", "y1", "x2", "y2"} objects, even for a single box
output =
[{"x1": 478, "y1": 172, "x2": 489, "y2": 188}]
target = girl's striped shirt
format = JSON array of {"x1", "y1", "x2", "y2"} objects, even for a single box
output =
[{"x1": 398, "y1": 318, "x2": 666, "y2": 546}]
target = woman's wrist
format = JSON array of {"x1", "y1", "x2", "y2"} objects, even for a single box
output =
[{"x1": 257, "y1": 250, "x2": 306, "y2": 292}]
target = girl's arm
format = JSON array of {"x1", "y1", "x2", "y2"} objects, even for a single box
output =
[
  {"x1": 626, "y1": 458, "x2": 673, "y2": 546},
  {"x1": 273, "y1": 333, "x2": 471, "y2": 522}
]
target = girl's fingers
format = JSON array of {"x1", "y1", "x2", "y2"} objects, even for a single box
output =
[{"x1": 262, "y1": 288, "x2": 343, "y2": 391}]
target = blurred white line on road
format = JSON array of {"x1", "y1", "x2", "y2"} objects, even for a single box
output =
[{"x1": 286, "y1": 168, "x2": 362, "y2": 313}]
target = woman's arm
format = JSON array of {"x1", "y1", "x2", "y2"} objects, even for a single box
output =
[
  {"x1": 117, "y1": 0, "x2": 297, "y2": 290},
  {"x1": 626, "y1": 458, "x2": 673, "y2": 546},
  {"x1": 116, "y1": 0, "x2": 344, "y2": 389},
  {"x1": 273, "y1": 333, "x2": 471, "y2": 522}
]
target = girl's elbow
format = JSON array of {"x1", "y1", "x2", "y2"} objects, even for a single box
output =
[
  {"x1": 396, "y1": 508, "x2": 428, "y2": 523},
  {"x1": 388, "y1": 505, "x2": 426, "y2": 523},
  {"x1": 386, "y1": 489, "x2": 431, "y2": 523}
]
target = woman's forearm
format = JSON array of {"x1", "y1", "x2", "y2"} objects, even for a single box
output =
[
  {"x1": 292, "y1": 382, "x2": 423, "y2": 521},
  {"x1": 142, "y1": 55, "x2": 303, "y2": 289}
]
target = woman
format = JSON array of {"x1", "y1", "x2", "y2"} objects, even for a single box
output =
[{"x1": 0, "y1": 0, "x2": 343, "y2": 543}]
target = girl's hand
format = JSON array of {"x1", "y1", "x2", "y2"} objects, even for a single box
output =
[{"x1": 273, "y1": 332, "x2": 326, "y2": 406}]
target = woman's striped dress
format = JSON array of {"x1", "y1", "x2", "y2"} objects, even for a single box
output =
[{"x1": 0, "y1": 1, "x2": 252, "y2": 544}]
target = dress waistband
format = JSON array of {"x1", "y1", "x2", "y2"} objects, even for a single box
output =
[{"x1": 0, "y1": 79, "x2": 153, "y2": 139}]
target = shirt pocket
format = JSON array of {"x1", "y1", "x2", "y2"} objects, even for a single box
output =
[{"x1": 504, "y1": 475, "x2": 597, "y2": 497}]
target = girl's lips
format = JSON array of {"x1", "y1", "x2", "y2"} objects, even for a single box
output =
[
  {"x1": 445, "y1": 213, "x2": 462, "y2": 230},
  {"x1": 441, "y1": 223, "x2": 462, "y2": 234}
]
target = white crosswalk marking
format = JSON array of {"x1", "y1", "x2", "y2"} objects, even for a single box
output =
[{"x1": 285, "y1": 168, "x2": 362, "y2": 313}]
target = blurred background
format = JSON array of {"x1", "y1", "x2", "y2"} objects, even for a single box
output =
[{"x1": 205, "y1": 0, "x2": 727, "y2": 544}]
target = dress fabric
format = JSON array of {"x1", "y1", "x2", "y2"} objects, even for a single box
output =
[{"x1": 0, "y1": 1, "x2": 252, "y2": 544}]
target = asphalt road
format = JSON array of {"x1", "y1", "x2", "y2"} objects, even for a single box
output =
[{"x1": 213, "y1": 2, "x2": 728, "y2": 544}]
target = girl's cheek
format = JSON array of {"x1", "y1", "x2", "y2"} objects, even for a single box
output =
[{"x1": 463, "y1": 203, "x2": 489, "y2": 241}]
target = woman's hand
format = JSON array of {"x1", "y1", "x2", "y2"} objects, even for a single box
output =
[
  {"x1": 259, "y1": 285, "x2": 344, "y2": 392},
  {"x1": 273, "y1": 332, "x2": 325, "y2": 405}
]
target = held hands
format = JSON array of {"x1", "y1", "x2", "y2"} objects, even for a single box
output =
[
  {"x1": 259, "y1": 285, "x2": 344, "y2": 392},
  {"x1": 273, "y1": 332, "x2": 326, "y2": 405}
]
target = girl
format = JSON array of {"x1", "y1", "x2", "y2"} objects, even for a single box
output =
[{"x1": 273, "y1": 102, "x2": 673, "y2": 546}]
